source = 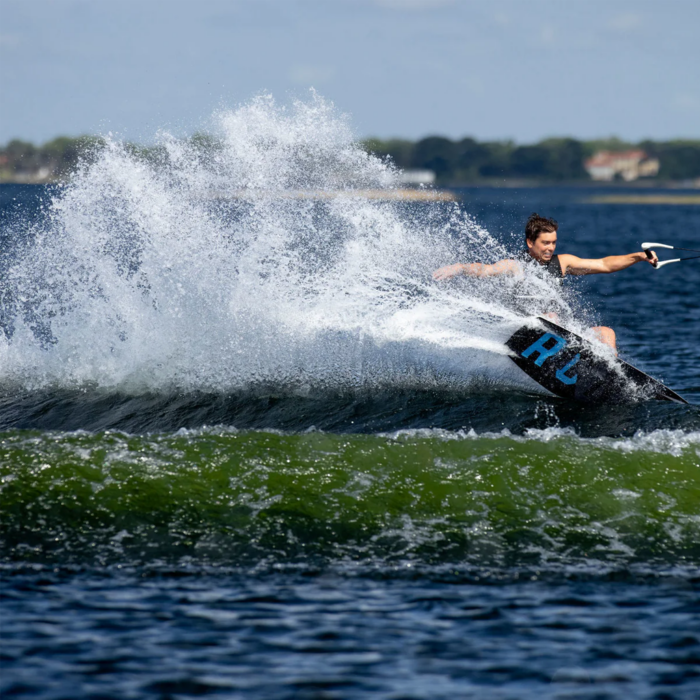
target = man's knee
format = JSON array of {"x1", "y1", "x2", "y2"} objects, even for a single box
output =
[{"x1": 592, "y1": 325, "x2": 616, "y2": 349}]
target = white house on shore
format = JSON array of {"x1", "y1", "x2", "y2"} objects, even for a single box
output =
[
  {"x1": 398, "y1": 169, "x2": 436, "y2": 185},
  {"x1": 584, "y1": 150, "x2": 660, "y2": 181}
]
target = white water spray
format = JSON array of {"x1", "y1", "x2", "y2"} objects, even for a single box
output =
[{"x1": 1, "y1": 94, "x2": 577, "y2": 395}]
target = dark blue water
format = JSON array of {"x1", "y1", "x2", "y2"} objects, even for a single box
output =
[
  {"x1": 3, "y1": 569, "x2": 699, "y2": 699},
  {"x1": 1, "y1": 171, "x2": 699, "y2": 698}
]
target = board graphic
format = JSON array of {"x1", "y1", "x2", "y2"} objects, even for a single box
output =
[{"x1": 505, "y1": 317, "x2": 688, "y2": 404}]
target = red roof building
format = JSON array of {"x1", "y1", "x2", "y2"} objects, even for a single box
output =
[{"x1": 584, "y1": 150, "x2": 660, "y2": 181}]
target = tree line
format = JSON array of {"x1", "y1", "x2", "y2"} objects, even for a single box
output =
[
  {"x1": 2, "y1": 134, "x2": 700, "y2": 184},
  {"x1": 0, "y1": 136, "x2": 106, "y2": 181},
  {"x1": 363, "y1": 136, "x2": 700, "y2": 183}
]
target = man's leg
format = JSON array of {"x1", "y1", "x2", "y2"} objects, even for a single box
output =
[{"x1": 592, "y1": 325, "x2": 617, "y2": 353}]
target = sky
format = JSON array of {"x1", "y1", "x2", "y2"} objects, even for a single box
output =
[{"x1": 1, "y1": 0, "x2": 699, "y2": 145}]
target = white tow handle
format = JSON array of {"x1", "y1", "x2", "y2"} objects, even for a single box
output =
[
  {"x1": 640, "y1": 241, "x2": 700, "y2": 269},
  {"x1": 642, "y1": 242, "x2": 674, "y2": 250},
  {"x1": 655, "y1": 258, "x2": 682, "y2": 269}
]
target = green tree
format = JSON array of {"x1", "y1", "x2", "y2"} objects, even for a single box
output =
[
  {"x1": 509, "y1": 145, "x2": 550, "y2": 178},
  {"x1": 411, "y1": 136, "x2": 456, "y2": 179},
  {"x1": 453, "y1": 138, "x2": 492, "y2": 181},
  {"x1": 540, "y1": 138, "x2": 587, "y2": 180},
  {"x1": 362, "y1": 138, "x2": 414, "y2": 169},
  {"x1": 477, "y1": 141, "x2": 515, "y2": 178},
  {"x1": 640, "y1": 140, "x2": 700, "y2": 180},
  {"x1": 4, "y1": 140, "x2": 39, "y2": 173}
]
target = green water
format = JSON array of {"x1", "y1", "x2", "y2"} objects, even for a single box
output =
[{"x1": 3, "y1": 428, "x2": 698, "y2": 570}]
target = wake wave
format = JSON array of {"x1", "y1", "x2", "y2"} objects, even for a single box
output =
[{"x1": 2, "y1": 427, "x2": 699, "y2": 569}]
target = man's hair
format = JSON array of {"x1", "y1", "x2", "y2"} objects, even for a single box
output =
[{"x1": 525, "y1": 213, "x2": 558, "y2": 242}]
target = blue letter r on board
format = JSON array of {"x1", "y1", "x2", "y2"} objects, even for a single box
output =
[{"x1": 521, "y1": 332, "x2": 566, "y2": 367}]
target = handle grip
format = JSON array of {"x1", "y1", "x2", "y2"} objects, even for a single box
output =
[
  {"x1": 642, "y1": 242, "x2": 674, "y2": 250},
  {"x1": 644, "y1": 249, "x2": 658, "y2": 268}
]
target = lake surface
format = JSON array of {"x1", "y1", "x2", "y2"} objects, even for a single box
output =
[{"x1": 1, "y1": 104, "x2": 699, "y2": 699}]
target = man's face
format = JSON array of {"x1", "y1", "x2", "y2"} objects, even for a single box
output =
[{"x1": 527, "y1": 231, "x2": 557, "y2": 262}]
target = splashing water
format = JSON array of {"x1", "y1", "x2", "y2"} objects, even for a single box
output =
[{"x1": 0, "y1": 94, "x2": 577, "y2": 396}]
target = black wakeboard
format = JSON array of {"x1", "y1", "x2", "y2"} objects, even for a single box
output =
[{"x1": 505, "y1": 317, "x2": 688, "y2": 404}]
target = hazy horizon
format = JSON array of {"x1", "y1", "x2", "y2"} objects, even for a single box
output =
[{"x1": 3, "y1": 130, "x2": 699, "y2": 149}]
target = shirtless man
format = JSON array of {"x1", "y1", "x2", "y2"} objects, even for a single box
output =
[{"x1": 432, "y1": 213, "x2": 658, "y2": 352}]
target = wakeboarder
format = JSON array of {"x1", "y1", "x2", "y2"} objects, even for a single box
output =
[{"x1": 432, "y1": 213, "x2": 658, "y2": 352}]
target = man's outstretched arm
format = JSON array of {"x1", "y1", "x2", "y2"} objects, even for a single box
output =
[
  {"x1": 433, "y1": 259, "x2": 520, "y2": 280},
  {"x1": 559, "y1": 251, "x2": 658, "y2": 276}
]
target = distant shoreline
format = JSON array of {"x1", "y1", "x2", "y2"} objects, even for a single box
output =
[
  {"x1": 2, "y1": 179, "x2": 699, "y2": 190},
  {"x1": 3, "y1": 135, "x2": 700, "y2": 188}
]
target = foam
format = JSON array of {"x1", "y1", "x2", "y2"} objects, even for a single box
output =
[
  {"x1": 1, "y1": 93, "x2": 579, "y2": 396},
  {"x1": 381, "y1": 425, "x2": 700, "y2": 457}
]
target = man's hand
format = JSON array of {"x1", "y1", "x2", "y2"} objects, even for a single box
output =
[{"x1": 643, "y1": 250, "x2": 659, "y2": 266}]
